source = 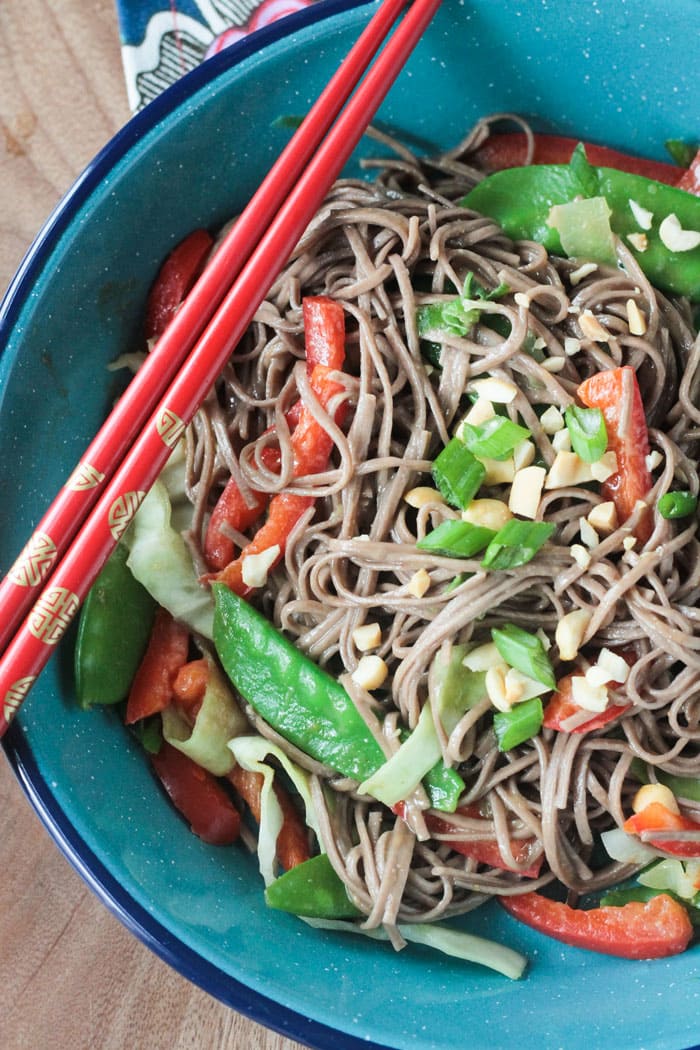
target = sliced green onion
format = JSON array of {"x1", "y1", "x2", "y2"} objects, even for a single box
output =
[
  {"x1": 460, "y1": 416, "x2": 531, "y2": 461},
  {"x1": 417, "y1": 300, "x2": 479, "y2": 339},
  {"x1": 491, "y1": 623, "x2": 556, "y2": 690},
  {"x1": 463, "y1": 272, "x2": 510, "y2": 302},
  {"x1": 493, "y1": 697, "x2": 543, "y2": 751},
  {"x1": 416, "y1": 274, "x2": 509, "y2": 340},
  {"x1": 658, "y1": 490, "x2": 698, "y2": 519},
  {"x1": 432, "y1": 439, "x2": 486, "y2": 509},
  {"x1": 481, "y1": 519, "x2": 555, "y2": 570},
  {"x1": 417, "y1": 520, "x2": 495, "y2": 558},
  {"x1": 564, "y1": 405, "x2": 608, "y2": 463}
]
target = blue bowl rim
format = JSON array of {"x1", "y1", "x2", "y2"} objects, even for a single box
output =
[{"x1": 0, "y1": 2, "x2": 397, "y2": 1047}]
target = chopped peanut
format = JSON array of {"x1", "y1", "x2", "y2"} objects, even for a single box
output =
[
  {"x1": 579, "y1": 310, "x2": 610, "y2": 343},
  {"x1": 478, "y1": 456, "x2": 516, "y2": 485},
  {"x1": 552, "y1": 428, "x2": 572, "y2": 452},
  {"x1": 463, "y1": 398, "x2": 496, "y2": 426},
  {"x1": 571, "y1": 544, "x2": 592, "y2": 569},
  {"x1": 485, "y1": 665, "x2": 511, "y2": 712},
  {"x1": 541, "y1": 357, "x2": 566, "y2": 373},
  {"x1": 407, "y1": 568, "x2": 431, "y2": 598},
  {"x1": 626, "y1": 298, "x2": 647, "y2": 336},
  {"x1": 579, "y1": 516, "x2": 599, "y2": 549},
  {"x1": 241, "y1": 545, "x2": 280, "y2": 588},
  {"x1": 462, "y1": 498, "x2": 512, "y2": 531},
  {"x1": 513, "y1": 439, "x2": 536, "y2": 470},
  {"x1": 463, "y1": 642, "x2": 507, "y2": 673},
  {"x1": 545, "y1": 451, "x2": 594, "y2": 489},
  {"x1": 629, "y1": 199, "x2": 653, "y2": 230},
  {"x1": 509, "y1": 465, "x2": 546, "y2": 519},
  {"x1": 469, "y1": 376, "x2": 518, "y2": 404},
  {"x1": 590, "y1": 451, "x2": 618, "y2": 482},
  {"x1": 555, "y1": 609, "x2": 592, "y2": 661},
  {"x1": 351, "y1": 655, "x2": 388, "y2": 691},
  {"x1": 627, "y1": 232, "x2": 648, "y2": 252},
  {"x1": 659, "y1": 213, "x2": 700, "y2": 253},
  {"x1": 571, "y1": 675, "x2": 608, "y2": 712},
  {"x1": 404, "y1": 486, "x2": 444, "y2": 509},
  {"x1": 632, "y1": 783, "x2": 680, "y2": 815},
  {"x1": 352, "y1": 623, "x2": 382, "y2": 652},
  {"x1": 540, "y1": 406, "x2": 565, "y2": 434},
  {"x1": 597, "y1": 647, "x2": 630, "y2": 684},
  {"x1": 570, "y1": 262, "x2": 599, "y2": 286},
  {"x1": 587, "y1": 501, "x2": 618, "y2": 535}
]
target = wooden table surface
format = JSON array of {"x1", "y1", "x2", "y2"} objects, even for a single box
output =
[{"x1": 0, "y1": 3, "x2": 305, "y2": 1048}]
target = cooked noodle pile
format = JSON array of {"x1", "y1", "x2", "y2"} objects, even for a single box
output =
[{"x1": 183, "y1": 118, "x2": 700, "y2": 930}]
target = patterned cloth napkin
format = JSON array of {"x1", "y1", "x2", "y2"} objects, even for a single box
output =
[{"x1": 116, "y1": 0, "x2": 318, "y2": 112}]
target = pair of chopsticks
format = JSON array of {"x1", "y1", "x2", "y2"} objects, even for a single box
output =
[{"x1": 0, "y1": 0, "x2": 443, "y2": 735}]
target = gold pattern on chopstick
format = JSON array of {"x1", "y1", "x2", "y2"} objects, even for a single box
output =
[
  {"x1": 8, "y1": 531, "x2": 57, "y2": 587},
  {"x1": 3, "y1": 676, "x2": 36, "y2": 725},
  {"x1": 108, "y1": 491, "x2": 146, "y2": 541},
  {"x1": 156, "y1": 408, "x2": 186, "y2": 448},
  {"x1": 28, "y1": 588, "x2": 80, "y2": 645},
  {"x1": 64, "y1": 461, "x2": 106, "y2": 491}
]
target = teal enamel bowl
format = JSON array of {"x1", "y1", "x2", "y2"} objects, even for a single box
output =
[{"x1": 1, "y1": 2, "x2": 699, "y2": 1047}]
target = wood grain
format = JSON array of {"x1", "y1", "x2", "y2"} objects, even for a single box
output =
[{"x1": 0, "y1": 3, "x2": 304, "y2": 1048}]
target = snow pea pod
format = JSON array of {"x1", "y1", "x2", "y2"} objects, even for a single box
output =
[
  {"x1": 462, "y1": 149, "x2": 700, "y2": 301},
  {"x1": 212, "y1": 584, "x2": 464, "y2": 810},
  {"x1": 74, "y1": 543, "x2": 157, "y2": 709},
  {"x1": 265, "y1": 852, "x2": 362, "y2": 919}
]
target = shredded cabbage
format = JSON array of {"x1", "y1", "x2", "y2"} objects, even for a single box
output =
[
  {"x1": 639, "y1": 858, "x2": 700, "y2": 902},
  {"x1": 358, "y1": 645, "x2": 485, "y2": 806},
  {"x1": 302, "y1": 917, "x2": 526, "y2": 979},
  {"x1": 162, "y1": 654, "x2": 248, "y2": 775},
  {"x1": 229, "y1": 736, "x2": 320, "y2": 886},
  {"x1": 125, "y1": 444, "x2": 214, "y2": 638}
]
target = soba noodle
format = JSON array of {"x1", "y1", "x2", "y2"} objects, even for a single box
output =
[{"x1": 177, "y1": 117, "x2": 699, "y2": 934}]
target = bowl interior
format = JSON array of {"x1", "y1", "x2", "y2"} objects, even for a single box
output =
[{"x1": 1, "y1": 2, "x2": 699, "y2": 1048}]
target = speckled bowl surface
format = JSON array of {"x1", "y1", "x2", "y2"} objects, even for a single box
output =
[{"x1": 1, "y1": 1, "x2": 699, "y2": 1048}]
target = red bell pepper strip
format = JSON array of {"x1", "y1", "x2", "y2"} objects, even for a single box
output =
[
  {"x1": 151, "y1": 741, "x2": 240, "y2": 845},
  {"x1": 171, "y1": 656, "x2": 210, "y2": 723},
  {"x1": 302, "y1": 296, "x2": 346, "y2": 370},
  {"x1": 577, "y1": 367, "x2": 653, "y2": 542},
  {"x1": 676, "y1": 148, "x2": 700, "y2": 195},
  {"x1": 395, "y1": 800, "x2": 543, "y2": 878},
  {"x1": 472, "y1": 132, "x2": 685, "y2": 186},
  {"x1": 543, "y1": 672, "x2": 632, "y2": 734},
  {"x1": 213, "y1": 362, "x2": 347, "y2": 596},
  {"x1": 428, "y1": 810, "x2": 543, "y2": 877},
  {"x1": 228, "y1": 764, "x2": 310, "y2": 870},
  {"x1": 500, "y1": 891, "x2": 693, "y2": 958},
  {"x1": 203, "y1": 296, "x2": 346, "y2": 570},
  {"x1": 125, "y1": 608, "x2": 190, "y2": 724},
  {"x1": 145, "y1": 229, "x2": 213, "y2": 341},
  {"x1": 203, "y1": 457, "x2": 277, "y2": 572},
  {"x1": 624, "y1": 801, "x2": 700, "y2": 859}
]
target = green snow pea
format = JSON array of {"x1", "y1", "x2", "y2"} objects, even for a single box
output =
[
  {"x1": 74, "y1": 542, "x2": 157, "y2": 709},
  {"x1": 265, "y1": 852, "x2": 362, "y2": 919},
  {"x1": 462, "y1": 145, "x2": 700, "y2": 301},
  {"x1": 212, "y1": 585, "x2": 464, "y2": 810}
]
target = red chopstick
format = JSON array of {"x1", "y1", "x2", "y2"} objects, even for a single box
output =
[
  {"x1": 0, "y1": 0, "x2": 412, "y2": 656},
  {"x1": 0, "y1": 0, "x2": 442, "y2": 734}
]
